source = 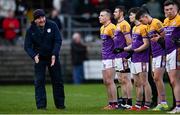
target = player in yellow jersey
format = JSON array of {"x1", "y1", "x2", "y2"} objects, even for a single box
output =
[
  {"x1": 99, "y1": 9, "x2": 118, "y2": 110},
  {"x1": 113, "y1": 5, "x2": 133, "y2": 109},
  {"x1": 123, "y1": 7, "x2": 152, "y2": 111},
  {"x1": 163, "y1": 0, "x2": 180, "y2": 113},
  {"x1": 136, "y1": 9, "x2": 168, "y2": 111}
]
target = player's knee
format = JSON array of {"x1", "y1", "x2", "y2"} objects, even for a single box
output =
[
  {"x1": 170, "y1": 79, "x2": 177, "y2": 88},
  {"x1": 103, "y1": 79, "x2": 113, "y2": 86},
  {"x1": 120, "y1": 78, "x2": 125, "y2": 84},
  {"x1": 153, "y1": 76, "x2": 160, "y2": 82},
  {"x1": 140, "y1": 79, "x2": 146, "y2": 86},
  {"x1": 123, "y1": 78, "x2": 128, "y2": 85},
  {"x1": 171, "y1": 79, "x2": 179, "y2": 88},
  {"x1": 118, "y1": 77, "x2": 122, "y2": 83},
  {"x1": 134, "y1": 81, "x2": 141, "y2": 87}
]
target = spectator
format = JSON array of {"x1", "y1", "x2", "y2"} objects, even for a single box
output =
[
  {"x1": 61, "y1": 0, "x2": 75, "y2": 14},
  {"x1": 48, "y1": 9, "x2": 62, "y2": 31},
  {"x1": 132, "y1": 0, "x2": 145, "y2": 7},
  {"x1": 2, "y1": 10, "x2": 20, "y2": 45},
  {"x1": 71, "y1": 32, "x2": 88, "y2": 84},
  {"x1": 15, "y1": 0, "x2": 28, "y2": 16},
  {"x1": 146, "y1": 0, "x2": 162, "y2": 18},
  {"x1": 0, "y1": 0, "x2": 16, "y2": 18},
  {"x1": 52, "y1": 0, "x2": 62, "y2": 12},
  {"x1": 15, "y1": 0, "x2": 29, "y2": 46},
  {"x1": 76, "y1": 0, "x2": 92, "y2": 14}
]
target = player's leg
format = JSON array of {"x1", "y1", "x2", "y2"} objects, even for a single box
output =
[
  {"x1": 137, "y1": 62, "x2": 152, "y2": 110},
  {"x1": 130, "y1": 74, "x2": 143, "y2": 110},
  {"x1": 167, "y1": 49, "x2": 180, "y2": 113},
  {"x1": 126, "y1": 73, "x2": 133, "y2": 107},
  {"x1": 117, "y1": 72, "x2": 127, "y2": 107},
  {"x1": 167, "y1": 70, "x2": 180, "y2": 113},
  {"x1": 129, "y1": 62, "x2": 143, "y2": 110},
  {"x1": 121, "y1": 58, "x2": 132, "y2": 108},
  {"x1": 115, "y1": 58, "x2": 128, "y2": 108},
  {"x1": 121, "y1": 72, "x2": 132, "y2": 108},
  {"x1": 139, "y1": 71, "x2": 152, "y2": 109},
  {"x1": 152, "y1": 56, "x2": 168, "y2": 111},
  {"x1": 102, "y1": 60, "x2": 118, "y2": 110}
]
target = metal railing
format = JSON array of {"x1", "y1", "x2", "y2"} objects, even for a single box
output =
[{"x1": 60, "y1": 14, "x2": 99, "y2": 40}]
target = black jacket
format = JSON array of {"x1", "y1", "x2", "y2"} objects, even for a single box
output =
[
  {"x1": 71, "y1": 42, "x2": 87, "y2": 65},
  {"x1": 24, "y1": 19, "x2": 62, "y2": 59},
  {"x1": 48, "y1": 16, "x2": 62, "y2": 31}
]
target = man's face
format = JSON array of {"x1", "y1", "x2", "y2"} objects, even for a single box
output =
[
  {"x1": 129, "y1": 12, "x2": 136, "y2": 23},
  {"x1": 34, "y1": 16, "x2": 46, "y2": 27},
  {"x1": 99, "y1": 11, "x2": 109, "y2": 24},
  {"x1": 164, "y1": 4, "x2": 177, "y2": 18},
  {"x1": 139, "y1": 15, "x2": 149, "y2": 25},
  {"x1": 73, "y1": 33, "x2": 81, "y2": 43},
  {"x1": 113, "y1": 8, "x2": 121, "y2": 20}
]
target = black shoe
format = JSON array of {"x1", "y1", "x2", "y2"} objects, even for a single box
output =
[
  {"x1": 150, "y1": 102, "x2": 157, "y2": 108},
  {"x1": 118, "y1": 104, "x2": 126, "y2": 110},
  {"x1": 57, "y1": 106, "x2": 66, "y2": 109}
]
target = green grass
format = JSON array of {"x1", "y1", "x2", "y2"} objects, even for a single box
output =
[{"x1": 0, "y1": 83, "x2": 174, "y2": 114}]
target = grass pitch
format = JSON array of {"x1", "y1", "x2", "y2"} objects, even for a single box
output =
[{"x1": 0, "y1": 83, "x2": 174, "y2": 114}]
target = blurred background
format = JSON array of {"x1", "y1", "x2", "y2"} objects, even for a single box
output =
[{"x1": 0, "y1": 0, "x2": 166, "y2": 84}]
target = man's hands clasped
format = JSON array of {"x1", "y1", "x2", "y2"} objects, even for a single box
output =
[{"x1": 34, "y1": 54, "x2": 56, "y2": 67}]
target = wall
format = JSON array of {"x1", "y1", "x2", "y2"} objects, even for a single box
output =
[{"x1": 0, "y1": 40, "x2": 101, "y2": 83}]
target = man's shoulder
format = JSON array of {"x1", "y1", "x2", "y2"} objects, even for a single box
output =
[
  {"x1": 46, "y1": 19, "x2": 57, "y2": 26},
  {"x1": 163, "y1": 18, "x2": 169, "y2": 26},
  {"x1": 26, "y1": 24, "x2": 33, "y2": 32},
  {"x1": 152, "y1": 18, "x2": 162, "y2": 25}
]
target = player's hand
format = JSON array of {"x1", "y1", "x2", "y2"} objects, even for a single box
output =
[
  {"x1": 125, "y1": 50, "x2": 134, "y2": 59},
  {"x1": 151, "y1": 33, "x2": 161, "y2": 42},
  {"x1": 157, "y1": 37, "x2": 165, "y2": 49},
  {"x1": 113, "y1": 48, "x2": 124, "y2": 54},
  {"x1": 172, "y1": 36, "x2": 180, "y2": 47},
  {"x1": 51, "y1": 55, "x2": 56, "y2": 67},
  {"x1": 34, "y1": 54, "x2": 39, "y2": 64}
]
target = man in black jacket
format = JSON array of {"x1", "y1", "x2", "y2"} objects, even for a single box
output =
[
  {"x1": 24, "y1": 9, "x2": 65, "y2": 110},
  {"x1": 48, "y1": 8, "x2": 62, "y2": 31},
  {"x1": 71, "y1": 32, "x2": 87, "y2": 84}
]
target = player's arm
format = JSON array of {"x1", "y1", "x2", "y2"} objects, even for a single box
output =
[
  {"x1": 114, "y1": 24, "x2": 132, "y2": 54},
  {"x1": 124, "y1": 44, "x2": 132, "y2": 51},
  {"x1": 124, "y1": 44, "x2": 133, "y2": 59},
  {"x1": 134, "y1": 26, "x2": 149, "y2": 52},
  {"x1": 113, "y1": 33, "x2": 132, "y2": 53},
  {"x1": 123, "y1": 24, "x2": 132, "y2": 45},
  {"x1": 124, "y1": 34, "x2": 132, "y2": 45},
  {"x1": 112, "y1": 25, "x2": 125, "y2": 54},
  {"x1": 151, "y1": 21, "x2": 165, "y2": 48},
  {"x1": 134, "y1": 38, "x2": 149, "y2": 52},
  {"x1": 121, "y1": 23, "x2": 133, "y2": 59},
  {"x1": 151, "y1": 21, "x2": 165, "y2": 41}
]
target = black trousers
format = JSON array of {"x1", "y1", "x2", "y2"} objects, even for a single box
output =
[
  {"x1": 143, "y1": 59, "x2": 158, "y2": 107},
  {"x1": 148, "y1": 69, "x2": 158, "y2": 107},
  {"x1": 34, "y1": 59, "x2": 65, "y2": 109}
]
